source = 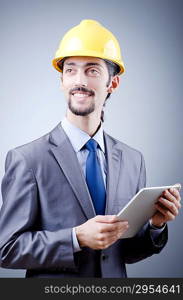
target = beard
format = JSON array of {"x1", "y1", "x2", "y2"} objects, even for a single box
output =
[{"x1": 68, "y1": 96, "x2": 95, "y2": 116}]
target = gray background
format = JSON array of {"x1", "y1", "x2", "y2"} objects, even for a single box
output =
[{"x1": 0, "y1": 0, "x2": 183, "y2": 277}]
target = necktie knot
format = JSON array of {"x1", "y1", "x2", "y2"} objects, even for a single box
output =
[{"x1": 85, "y1": 139, "x2": 98, "y2": 152}]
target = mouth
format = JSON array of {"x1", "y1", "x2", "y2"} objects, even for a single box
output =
[
  {"x1": 71, "y1": 91, "x2": 94, "y2": 102},
  {"x1": 70, "y1": 87, "x2": 94, "y2": 100},
  {"x1": 72, "y1": 92, "x2": 92, "y2": 98}
]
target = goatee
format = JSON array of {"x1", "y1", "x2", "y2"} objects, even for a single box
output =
[{"x1": 68, "y1": 98, "x2": 95, "y2": 116}]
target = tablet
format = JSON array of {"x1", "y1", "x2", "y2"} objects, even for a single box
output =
[{"x1": 117, "y1": 184, "x2": 181, "y2": 239}]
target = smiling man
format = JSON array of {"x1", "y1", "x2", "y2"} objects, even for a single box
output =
[
  {"x1": 60, "y1": 56, "x2": 119, "y2": 136},
  {"x1": 63, "y1": 58, "x2": 109, "y2": 117},
  {"x1": 0, "y1": 20, "x2": 181, "y2": 278}
]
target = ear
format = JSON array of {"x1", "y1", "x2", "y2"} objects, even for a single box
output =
[
  {"x1": 60, "y1": 74, "x2": 63, "y2": 90},
  {"x1": 107, "y1": 75, "x2": 120, "y2": 93}
]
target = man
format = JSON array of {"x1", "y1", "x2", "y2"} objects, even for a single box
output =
[{"x1": 0, "y1": 20, "x2": 181, "y2": 278}]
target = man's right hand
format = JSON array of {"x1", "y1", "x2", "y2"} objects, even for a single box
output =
[{"x1": 75, "y1": 215, "x2": 129, "y2": 250}]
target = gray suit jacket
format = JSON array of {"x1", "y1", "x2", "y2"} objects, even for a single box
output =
[{"x1": 0, "y1": 123, "x2": 168, "y2": 277}]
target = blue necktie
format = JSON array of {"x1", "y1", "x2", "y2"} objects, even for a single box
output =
[{"x1": 85, "y1": 139, "x2": 106, "y2": 215}]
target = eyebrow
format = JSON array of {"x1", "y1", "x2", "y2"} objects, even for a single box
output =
[{"x1": 64, "y1": 62, "x2": 104, "y2": 68}]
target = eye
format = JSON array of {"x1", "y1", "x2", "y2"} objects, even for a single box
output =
[
  {"x1": 65, "y1": 68, "x2": 73, "y2": 73},
  {"x1": 87, "y1": 68, "x2": 100, "y2": 75}
]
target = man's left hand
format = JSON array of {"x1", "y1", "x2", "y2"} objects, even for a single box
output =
[{"x1": 151, "y1": 185, "x2": 181, "y2": 227}]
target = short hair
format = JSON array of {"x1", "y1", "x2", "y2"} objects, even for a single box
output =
[
  {"x1": 101, "y1": 59, "x2": 120, "y2": 122},
  {"x1": 104, "y1": 59, "x2": 120, "y2": 78}
]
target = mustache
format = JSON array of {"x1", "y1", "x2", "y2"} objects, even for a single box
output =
[{"x1": 69, "y1": 86, "x2": 95, "y2": 96}]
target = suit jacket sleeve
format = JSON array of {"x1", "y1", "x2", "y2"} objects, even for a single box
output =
[
  {"x1": 122, "y1": 153, "x2": 168, "y2": 264},
  {"x1": 0, "y1": 149, "x2": 76, "y2": 270}
]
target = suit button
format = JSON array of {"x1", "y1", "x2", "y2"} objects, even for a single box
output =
[{"x1": 101, "y1": 254, "x2": 108, "y2": 260}]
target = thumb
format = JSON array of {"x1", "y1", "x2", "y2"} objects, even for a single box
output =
[{"x1": 94, "y1": 215, "x2": 118, "y2": 223}]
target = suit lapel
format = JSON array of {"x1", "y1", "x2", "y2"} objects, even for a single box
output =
[
  {"x1": 48, "y1": 123, "x2": 122, "y2": 219},
  {"x1": 104, "y1": 132, "x2": 122, "y2": 215},
  {"x1": 49, "y1": 123, "x2": 96, "y2": 220}
]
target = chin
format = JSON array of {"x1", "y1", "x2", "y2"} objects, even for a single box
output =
[{"x1": 69, "y1": 102, "x2": 95, "y2": 116}]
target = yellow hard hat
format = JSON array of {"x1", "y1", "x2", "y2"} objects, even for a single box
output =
[{"x1": 52, "y1": 19, "x2": 125, "y2": 75}]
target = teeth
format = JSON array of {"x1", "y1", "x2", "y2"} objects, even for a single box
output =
[{"x1": 73, "y1": 93, "x2": 90, "y2": 97}]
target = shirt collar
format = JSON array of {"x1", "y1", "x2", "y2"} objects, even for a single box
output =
[{"x1": 61, "y1": 117, "x2": 105, "y2": 153}]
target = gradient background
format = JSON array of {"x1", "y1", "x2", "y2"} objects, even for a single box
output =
[{"x1": 0, "y1": 0, "x2": 183, "y2": 277}]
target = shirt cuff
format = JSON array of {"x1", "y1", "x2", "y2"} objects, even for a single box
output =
[
  {"x1": 149, "y1": 220, "x2": 166, "y2": 240},
  {"x1": 72, "y1": 227, "x2": 82, "y2": 253}
]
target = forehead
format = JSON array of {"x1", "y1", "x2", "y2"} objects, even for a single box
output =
[{"x1": 63, "y1": 56, "x2": 107, "y2": 70}]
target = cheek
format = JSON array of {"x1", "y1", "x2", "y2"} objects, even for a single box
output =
[
  {"x1": 97, "y1": 84, "x2": 109, "y2": 96},
  {"x1": 61, "y1": 79, "x2": 72, "y2": 92},
  {"x1": 88, "y1": 79, "x2": 107, "y2": 93}
]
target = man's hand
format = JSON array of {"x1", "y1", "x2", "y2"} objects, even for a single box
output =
[
  {"x1": 151, "y1": 184, "x2": 181, "y2": 227},
  {"x1": 75, "y1": 215, "x2": 129, "y2": 250}
]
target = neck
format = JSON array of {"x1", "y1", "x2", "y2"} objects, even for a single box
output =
[{"x1": 66, "y1": 110, "x2": 102, "y2": 136}]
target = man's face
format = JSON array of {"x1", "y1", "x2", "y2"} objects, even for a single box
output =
[{"x1": 60, "y1": 56, "x2": 112, "y2": 117}]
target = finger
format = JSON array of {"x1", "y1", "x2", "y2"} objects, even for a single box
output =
[
  {"x1": 98, "y1": 221, "x2": 129, "y2": 233},
  {"x1": 108, "y1": 233, "x2": 122, "y2": 245},
  {"x1": 100, "y1": 227, "x2": 129, "y2": 248},
  {"x1": 100, "y1": 230, "x2": 122, "y2": 240},
  {"x1": 97, "y1": 234, "x2": 117, "y2": 249},
  {"x1": 155, "y1": 203, "x2": 176, "y2": 220},
  {"x1": 110, "y1": 224, "x2": 129, "y2": 237},
  {"x1": 99, "y1": 236, "x2": 117, "y2": 249},
  {"x1": 158, "y1": 198, "x2": 179, "y2": 216},
  {"x1": 169, "y1": 188, "x2": 181, "y2": 201},
  {"x1": 95, "y1": 215, "x2": 119, "y2": 223},
  {"x1": 163, "y1": 190, "x2": 181, "y2": 209}
]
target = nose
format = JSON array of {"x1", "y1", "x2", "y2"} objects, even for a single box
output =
[{"x1": 74, "y1": 70, "x2": 87, "y2": 87}]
